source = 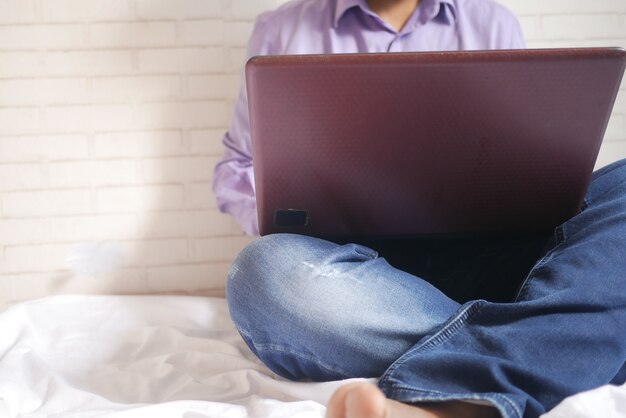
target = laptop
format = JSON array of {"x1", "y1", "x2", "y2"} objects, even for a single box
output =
[{"x1": 245, "y1": 48, "x2": 626, "y2": 239}]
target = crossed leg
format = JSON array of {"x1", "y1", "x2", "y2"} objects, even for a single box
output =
[{"x1": 227, "y1": 160, "x2": 626, "y2": 418}]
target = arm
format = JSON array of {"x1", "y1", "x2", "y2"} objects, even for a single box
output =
[{"x1": 212, "y1": 13, "x2": 280, "y2": 236}]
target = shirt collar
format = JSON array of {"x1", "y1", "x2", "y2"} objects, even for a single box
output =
[
  {"x1": 333, "y1": 0, "x2": 456, "y2": 28},
  {"x1": 333, "y1": 0, "x2": 361, "y2": 28}
]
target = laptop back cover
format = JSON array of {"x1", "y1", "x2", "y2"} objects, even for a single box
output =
[{"x1": 246, "y1": 48, "x2": 626, "y2": 239}]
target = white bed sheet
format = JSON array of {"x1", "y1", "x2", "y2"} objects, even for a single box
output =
[{"x1": 0, "y1": 295, "x2": 623, "y2": 418}]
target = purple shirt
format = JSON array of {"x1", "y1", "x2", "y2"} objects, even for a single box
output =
[{"x1": 213, "y1": 0, "x2": 525, "y2": 235}]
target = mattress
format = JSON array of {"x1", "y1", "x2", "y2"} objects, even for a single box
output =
[{"x1": 0, "y1": 295, "x2": 623, "y2": 418}]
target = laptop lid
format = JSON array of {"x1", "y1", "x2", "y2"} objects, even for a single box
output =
[{"x1": 246, "y1": 48, "x2": 626, "y2": 239}]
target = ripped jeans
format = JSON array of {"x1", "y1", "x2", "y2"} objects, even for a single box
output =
[{"x1": 226, "y1": 159, "x2": 626, "y2": 418}]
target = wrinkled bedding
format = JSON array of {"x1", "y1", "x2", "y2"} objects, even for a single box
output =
[{"x1": 0, "y1": 295, "x2": 623, "y2": 418}]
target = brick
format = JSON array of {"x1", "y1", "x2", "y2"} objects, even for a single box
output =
[
  {"x1": 596, "y1": 140, "x2": 626, "y2": 169},
  {"x1": 89, "y1": 22, "x2": 176, "y2": 48},
  {"x1": 230, "y1": 0, "x2": 286, "y2": 20},
  {"x1": 94, "y1": 131, "x2": 184, "y2": 158},
  {"x1": 614, "y1": 92, "x2": 626, "y2": 116},
  {"x1": 0, "y1": 135, "x2": 88, "y2": 162},
  {"x1": 140, "y1": 157, "x2": 213, "y2": 183},
  {"x1": 133, "y1": 101, "x2": 230, "y2": 129},
  {"x1": 179, "y1": 20, "x2": 225, "y2": 46},
  {"x1": 0, "y1": 0, "x2": 38, "y2": 23},
  {"x1": 95, "y1": 269, "x2": 149, "y2": 293},
  {"x1": 48, "y1": 214, "x2": 137, "y2": 241},
  {"x1": 186, "y1": 74, "x2": 239, "y2": 100},
  {"x1": 43, "y1": 104, "x2": 134, "y2": 133},
  {"x1": 526, "y1": 39, "x2": 626, "y2": 49},
  {"x1": 97, "y1": 185, "x2": 184, "y2": 212},
  {"x1": 204, "y1": 209, "x2": 246, "y2": 236},
  {"x1": 135, "y1": 0, "x2": 221, "y2": 19},
  {"x1": 0, "y1": 52, "x2": 42, "y2": 77},
  {"x1": 192, "y1": 236, "x2": 253, "y2": 262},
  {"x1": 223, "y1": 21, "x2": 254, "y2": 47},
  {"x1": 3, "y1": 189, "x2": 91, "y2": 216},
  {"x1": 189, "y1": 129, "x2": 226, "y2": 155},
  {"x1": 92, "y1": 104, "x2": 138, "y2": 131},
  {"x1": 228, "y1": 47, "x2": 247, "y2": 71},
  {"x1": 0, "y1": 24, "x2": 86, "y2": 50},
  {"x1": 0, "y1": 78, "x2": 88, "y2": 106},
  {"x1": 39, "y1": 106, "x2": 93, "y2": 133},
  {"x1": 207, "y1": 155, "x2": 222, "y2": 177},
  {"x1": 48, "y1": 160, "x2": 139, "y2": 187},
  {"x1": 0, "y1": 108, "x2": 40, "y2": 135},
  {"x1": 122, "y1": 239, "x2": 189, "y2": 266},
  {"x1": 146, "y1": 262, "x2": 231, "y2": 292},
  {"x1": 138, "y1": 211, "x2": 214, "y2": 238},
  {"x1": 0, "y1": 163, "x2": 43, "y2": 190},
  {"x1": 65, "y1": 243, "x2": 131, "y2": 279},
  {"x1": 41, "y1": 0, "x2": 132, "y2": 22},
  {"x1": 0, "y1": 218, "x2": 47, "y2": 245},
  {"x1": 539, "y1": 15, "x2": 626, "y2": 41},
  {"x1": 605, "y1": 114, "x2": 625, "y2": 142},
  {"x1": 91, "y1": 76, "x2": 180, "y2": 102},
  {"x1": 517, "y1": 16, "x2": 542, "y2": 42},
  {"x1": 135, "y1": 209, "x2": 239, "y2": 239},
  {"x1": 186, "y1": 183, "x2": 217, "y2": 209},
  {"x1": 34, "y1": 268, "x2": 148, "y2": 294},
  {"x1": 44, "y1": 50, "x2": 134, "y2": 76},
  {"x1": 138, "y1": 48, "x2": 226, "y2": 74},
  {"x1": 5, "y1": 243, "x2": 71, "y2": 273},
  {"x1": 499, "y1": 0, "x2": 626, "y2": 16},
  {"x1": 0, "y1": 273, "x2": 54, "y2": 304}
]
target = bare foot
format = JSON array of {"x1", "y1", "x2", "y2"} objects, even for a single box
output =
[{"x1": 326, "y1": 382, "x2": 501, "y2": 418}]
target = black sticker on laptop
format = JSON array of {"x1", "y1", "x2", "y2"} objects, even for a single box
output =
[{"x1": 275, "y1": 210, "x2": 309, "y2": 227}]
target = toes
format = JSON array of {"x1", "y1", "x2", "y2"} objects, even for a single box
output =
[
  {"x1": 326, "y1": 383, "x2": 364, "y2": 418},
  {"x1": 345, "y1": 384, "x2": 387, "y2": 418},
  {"x1": 327, "y1": 382, "x2": 387, "y2": 418}
]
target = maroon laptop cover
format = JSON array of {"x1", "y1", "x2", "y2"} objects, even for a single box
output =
[{"x1": 246, "y1": 48, "x2": 626, "y2": 239}]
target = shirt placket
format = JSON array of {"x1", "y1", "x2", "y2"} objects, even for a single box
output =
[{"x1": 386, "y1": 1, "x2": 435, "y2": 52}]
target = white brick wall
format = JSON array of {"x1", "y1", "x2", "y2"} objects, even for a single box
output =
[
  {"x1": 0, "y1": 0, "x2": 625, "y2": 304},
  {"x1": 499, "y1": 0, "x2": 626, "y2": 167}
]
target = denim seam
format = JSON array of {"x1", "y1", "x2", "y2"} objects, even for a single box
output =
[
  {"x1": 379, "y1": 300, "x2": 485, "y2": 381},
  {"x1": 237, "y1": 328, "x2": 354, "y2": 379},
  {"x1": 513, "y1": 224, "x2": 567, "y2": 302},
  {"x1": 387, "y1": 386, "x2": 522, "y2": 418}
]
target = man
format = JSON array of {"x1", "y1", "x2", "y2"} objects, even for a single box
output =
[{"x1": 213, "y1": 1, "x2": 626, "y2": 417}]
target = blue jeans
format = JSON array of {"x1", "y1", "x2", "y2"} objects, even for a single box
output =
[{"x1": 227, "y1": 159, "x2": 626, "y2": 418}]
